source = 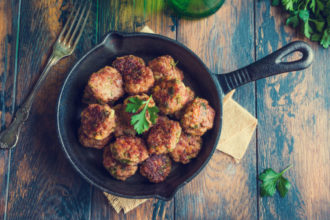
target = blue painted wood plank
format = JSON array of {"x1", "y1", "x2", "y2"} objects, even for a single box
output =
[
  {"x1": 174, "y1": 0, "x2": 258, "y2": 219},
  {"x1": 255, "y1": 1, "x2": 330, "y2": 219},
  {"x1": 4, "y1": 0, "x2": 97, "y2": 219}
]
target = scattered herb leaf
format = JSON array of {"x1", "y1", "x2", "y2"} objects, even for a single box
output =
[
  {"x1": 259, "y1": 165, "x2": 292, "y2": 197},
  {"x1": 125, "y1": 96, "x2": 159, "y2": 134}
]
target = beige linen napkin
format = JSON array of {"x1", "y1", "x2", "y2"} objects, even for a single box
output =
[{"x1": 103, "y1": 26, "x2": 258, "y2": 214}]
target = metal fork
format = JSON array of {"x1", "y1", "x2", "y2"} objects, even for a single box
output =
[{"x1": 0, "y1": 2, "x2": 92, "y2": 149}]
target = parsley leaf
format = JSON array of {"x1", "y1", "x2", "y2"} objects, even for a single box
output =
[
  {"x1": 125, "y1": 97, "x2": 144, "y2": 113},
  {"x1": 320, "y1": 28, "x2": 330, "y2": 48},
  {"x1": 125, "y1": 96, "x2": 159, "y2": 134},
  {"x1": 272, "y1": 0, "x2": 280, "y2": 6},
  {"x1": 277, "y1": 176, "x2": 292, "y2": 197},
  {"x1": 259, "y1": 165, "x2": 292, "y2": 197}
]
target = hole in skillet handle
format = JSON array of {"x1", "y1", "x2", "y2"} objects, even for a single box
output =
[{"x1": 217, "y1": 41, "x2": 314, "y2": 95}]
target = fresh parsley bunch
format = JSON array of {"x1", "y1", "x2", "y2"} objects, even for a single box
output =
[
  {"x1": 125, "y1": 96, "x2": 159, "y2": 134},
  {"x1": 271, "y1": 0, "x2": 330, "y2": 48}
]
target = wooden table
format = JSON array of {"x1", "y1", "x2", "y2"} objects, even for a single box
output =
[{"x1": 0, "y1": 0, "x2": 329, "y2": 219}]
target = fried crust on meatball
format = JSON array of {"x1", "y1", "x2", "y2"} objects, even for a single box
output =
[
  {"x1": 103, "y1": 146, "x2": 138, "y2": 181},
  {"x1": 113, "y1": 55, "x2": 154, "y2": 94},
  {"x1": 152, "y1": 79, "x2": 194, "y2": 115},
  {"x1": 170, "y1": 132, "x2": 202, "y2": 164},
  {"x1": 181, "y1": 98, "x2": 215, "y2": 136},
  {"x1": 147, "y1": 116, "x2": 182, "y2": 154},
  {"x1": 140, "y1": 154, "x2": 171, "y2": 183},
  {"x1": 122, "y1": 94, "x2": 156, "y2": 132},
  {"x1": 113, "y1": 104, "x2": 136, "y2": 137},
  {"x1": 80, "y1": 104, "x2": 116, "y2": 140},
  {"x1": 83, "y1": 66, "x2": 124, "y2": 104},
  {"x1": 78, "y1": 127, "x2": 111, "y2": 149},
  {"x1": 148, "y1": 55, "x2": 184, "y2": 81},
  {"x1": 123, "y1": 66, "x2": 155, "y2": 95},
  {"x1": 110, "y1": 136, "x2": 149, "y2": 165},
  {"x1": 112, "y1": 55, "x2": 145, "y2": 75}
]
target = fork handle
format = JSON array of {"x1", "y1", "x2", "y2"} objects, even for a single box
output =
[{"x1": 0, "y1": 54, "x2": 60, "y2": 149}]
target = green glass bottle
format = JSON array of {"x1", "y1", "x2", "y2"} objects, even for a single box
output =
[{"x1": 168, "y1": 0, "x2": 225, "y2": 18}]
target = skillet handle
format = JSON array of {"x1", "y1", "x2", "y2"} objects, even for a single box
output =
[{"x1": 217, "y1": 41, "x2": 314, "y2": 95}]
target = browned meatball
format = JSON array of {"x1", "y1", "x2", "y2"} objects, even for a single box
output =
[
  {"x1": 140, "y1": 154, "x2": 171, "y2": 183},
  {"x1": 147, "y1": 116, "x2": 182, "y2": 154},
  {"x1": 80, "y1": 104, "x2": 115, "y2": 140},
  {"x1": 113, "y1": 104, "x2": 136, "y2": 137},
  {"x1": 110, "y1": 135, "x2": 149, "y2": 165},
  {"x1": 152, "y1": 79, "x2": 194, "y2": 115},
  {"x1": 148, "y1": 55, "x2": 184, "y2": 81},
  {"x1": 103, "y1": 146, "x2": 138, "y2": 181},
  {"x1": 113, "y1": 55, "x2": 154, "y2": 94},
  {"x1": 170, "y1": 132, "x2": 202, "y2": 164},
  {"x1": 122, "y1": 94, "x2": 157, "y2": 132},
  {"x1": 83, "y1": 66, "x2": 124, "y2": 104},
  {"x1": 78, "y1": 127, "x2": 111, "y2": 149},
  {"x1": 123, "y1": 67, "x2": 155, "y2": 94},
  {"x1": 112, "y1": 55, "x2": 145, "y2": 76},
  {"x1": 181, "y1": 98, "x2": 215, "y2": 136}
]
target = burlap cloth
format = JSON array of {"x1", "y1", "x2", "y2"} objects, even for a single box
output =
[{"x1": 103, "y1": 26, "x2": 258, "y2": 214}]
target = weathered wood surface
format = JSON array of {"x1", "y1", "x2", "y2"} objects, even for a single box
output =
[
  {"x1": 255, "y1": 1, "x2": 330, "y2": 219},
  {"x1": 0, "y1": 1, "x2": 20, "y2": 219},
  {"x1": 3, "y1": 0, "x2": 97, "y2": 219},
  {"x1": 174, "y1": 0, "x2": 258, "y2": 219},
  {"x1": 0, "y1": 0, "x2": 328, "y2": 219}
]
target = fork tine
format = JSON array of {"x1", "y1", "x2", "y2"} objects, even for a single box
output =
[
  {"x1": 57, "y1": 2, "x2": 77, "y2": 42},
  {"x1": 72, "y1": 2, "x2": 91, "y2": 49},
  {"x1": 68, "y1": 2, "x2": 89, "y2": 46},
  {"x1": 63, "y1": 3, "x2": 84, "y2": 44}
]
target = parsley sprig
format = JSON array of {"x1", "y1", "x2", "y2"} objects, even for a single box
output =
[
  {"x1": 271, "y1": 0, "x2": 330, "y2": 48},
  {"x1": 125, "y1": 96, "x2": 159, "y2": 134},
  {"x1": 259, "y1": 165, "x2": 292, "y2": 197}
]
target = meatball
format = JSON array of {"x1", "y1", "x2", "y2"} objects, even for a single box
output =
[
  {"x1": 152, "y1": 79, "x2": 194, "y2": 115},
  {"x1": 78, "y1": 127, "x2": 111, "y2": 149},
  {"x1": 113, "y1": 55, "x2": 154, "y2": 94},
  {"x1": 80, "y1": 104, "x2": 115, "y2": 140},
  {"x1": 112, "y1": 55, "x2": 145, "y2": 76},
  {"x1": 83, "y1": 66, "x2": 124, "y2": 104},
  {"x1": 148, "y1": 55, "x2": 184, "y2": 81},
  {"x1": 110, "y1": 135, "x2": 149, "y2": 165},
  {"x1": 140, "y1": 154, "x2": 171, "y2": 183},
  {"x1": 113, "y1": 104, "x2": 136, "y2": 137},
  {"x1": 181, "y1": 98, "x2": 215, "y2": 136},
  {"x1": 170, "y1": 132, "x2": 202, "y2": 164},
  {"x1": 123, "y1": 66, "x2": 155, "y2": 95},
  {"x1": 122, "y1": 94, "x2": 157, "y2": 132},
  {"x1": 147, "y1": 116, "x2": 182, "y2": 154},
  {"x1": 103, "y1": 146, "x2": 138, "y2": 181}
]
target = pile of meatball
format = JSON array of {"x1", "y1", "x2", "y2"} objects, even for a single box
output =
[{"x1": 78, "y1": 55, "x2": 215, "y2": 183}]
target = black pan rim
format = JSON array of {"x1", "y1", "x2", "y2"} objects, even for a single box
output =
[{"x1": 56, "y1": 31, "x2": 223, "y2": 200}]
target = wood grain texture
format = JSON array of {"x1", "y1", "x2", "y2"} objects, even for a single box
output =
[
  {"x1": 255, "y1": 1, "x2": 330, "y2": 219},
  {"x1": 90, "y1": 0, "x2": 176, "y2": 218},
  {"x1": 5, "y1": 0, "x2": 97, "y2": 219},
  {"x1": 0, "y1": 0, "x2": 20, "y2": 219},
  {"x1": 175, "y1": 0, "x2": 257, "y2": 219}
]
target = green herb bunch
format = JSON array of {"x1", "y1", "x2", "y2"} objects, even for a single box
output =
[{"x1": 271, "y1": 0, "x2": 330, "y2": 48}]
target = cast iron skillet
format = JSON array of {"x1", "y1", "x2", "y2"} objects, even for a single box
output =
[{"x1": 56, "y1": 32, "x2": 313, "y2": 200}]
